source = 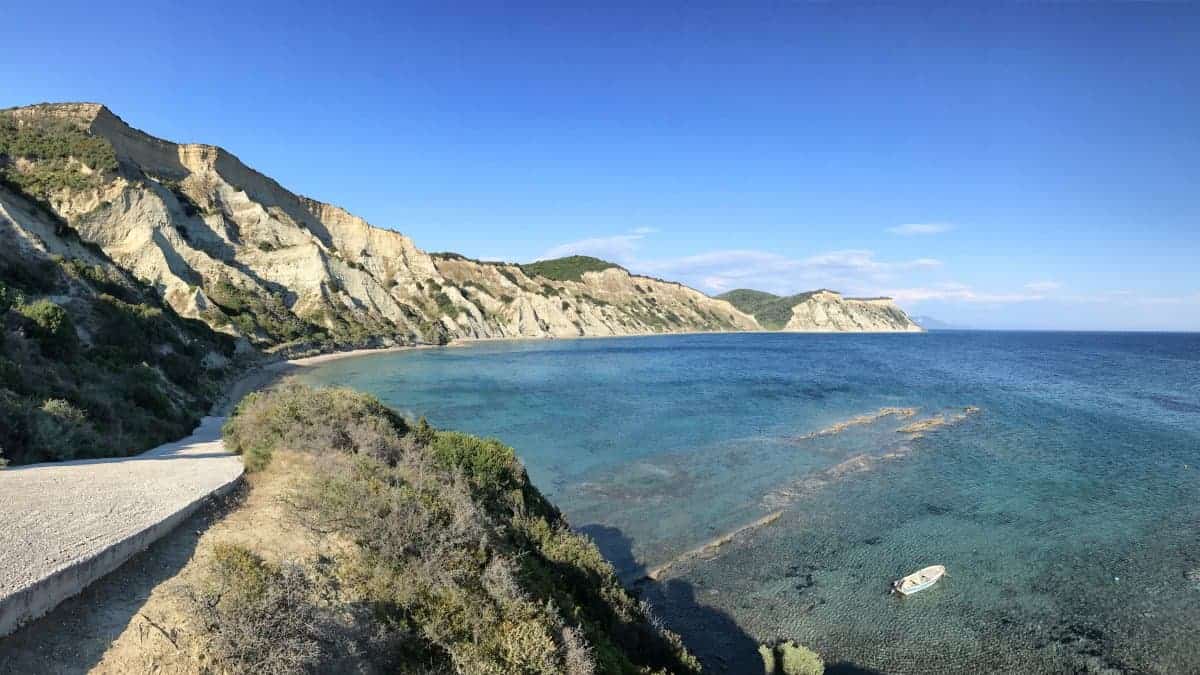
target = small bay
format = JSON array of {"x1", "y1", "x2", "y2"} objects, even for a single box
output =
[{"x1": 297, "y1": 331, "x2": 1200, "y2": 673}]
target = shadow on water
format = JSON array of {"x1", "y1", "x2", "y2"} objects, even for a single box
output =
[{"x1": 579, "y1": 523, "x2": 766, "y2": 674}]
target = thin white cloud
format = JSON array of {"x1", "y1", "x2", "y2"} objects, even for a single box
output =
[
  {"x1": 884, "y1": 282, "x2": 1049, "y2": 304},
  {"x1": 539, "y1": 231, "x2": 648, "y2": 262},
  {"x1": 887, "y1": 223, "x2": 955, "y2": 236},
  {"x1": 637, "y1": 248, "x2": 943, "y2": 296},
  {"x1": 1024, "y1": 281, "x2": 1062, "y2": 293},
  {"x1": 886, "y1": 283, "x2": 1200, "y2": 308}
]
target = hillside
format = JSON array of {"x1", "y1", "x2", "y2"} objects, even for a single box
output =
[
  {"x1": 718, "y1": 288, "x2": 922, "y2": 332},
  {"x1": 0, "y1": 184, "x2": 237, "y2": 465},
  {"x1": 0, "y1": 103, "x2": 759, "y2": 351}
]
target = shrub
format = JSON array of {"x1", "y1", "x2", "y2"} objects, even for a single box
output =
[
  {"x1": 223, "y1": 385, "x2": 410, "y2": 471},
  {"x1": 17, "y1": 300, "x2": 76, "y2": 357},
  {"x1": 433, "y1": 291, "x2": 459, "y2": 319},
  {"x1": 497, "y1": 267, "x2": 521, "y2": 286},
  {"x1": 33, "y1": 398, "x2": 98, "y2": 461},
  {"x1": 429, "y1": 431, "x2": 522, "y2": 497},
  {"x1": 760, "y1": 640, "x2": 824, "y2": 675},
  {"x1": 190, "y1": 544, "x2": 326, "y2": 674},
  {"x1": 0, "y1": 281, "x2": 22, "y2": 312},
  {"x1": 206, "y1": 277, "x2": 318, "y2": 345},
  {"x1": 59, "y1": 259, "x2": 138, "y2": 302}
]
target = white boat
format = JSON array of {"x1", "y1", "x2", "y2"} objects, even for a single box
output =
[{"x1": 892, "y1": 565, "x2": 946, "y2": 596}]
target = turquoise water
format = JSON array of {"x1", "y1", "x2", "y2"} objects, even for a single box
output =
[{"x1": 297, "y1": 332, "x2": 1200, "y2": 674}]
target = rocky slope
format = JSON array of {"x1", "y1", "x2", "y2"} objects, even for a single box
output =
[
  {"x1": 1, "y1": 103, "x2": 758, "y2": 351},
  {"x1": 718, "y1": 288, "x2": 922, "y2": 332},
  {"x1": 0, "y1": 183, "x2": 236, "y2": 465}
]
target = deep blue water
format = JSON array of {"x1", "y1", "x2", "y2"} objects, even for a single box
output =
[{"x1": 298, "y1": 332, "x2": 1200, "y2": 674}]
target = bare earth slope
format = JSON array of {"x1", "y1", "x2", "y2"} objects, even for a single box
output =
[{"x1": 1, "y1": 103, "x2": 758, "y2": 349}]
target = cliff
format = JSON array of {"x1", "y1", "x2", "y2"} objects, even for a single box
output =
[
  {"x1": 0, "y1": 103, "x2": 758, "y2": 350},
  {"x1": 717, "y1": 288, "x2": 922, "y2": 332}
]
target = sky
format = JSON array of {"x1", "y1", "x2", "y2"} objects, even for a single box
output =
[{"x1": 3, "y1": 1, "x2": 1198, "y2": 330}]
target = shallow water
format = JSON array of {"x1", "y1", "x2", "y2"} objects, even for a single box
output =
[{"x1": 298, "y1": 332, "x2": 1200, "y2": 673}]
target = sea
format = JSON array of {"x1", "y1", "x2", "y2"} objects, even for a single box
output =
[{"x1": 296, "y1": 331, "x2": 1200, "y2": 674}]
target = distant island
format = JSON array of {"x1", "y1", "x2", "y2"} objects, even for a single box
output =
[{"x1": 910, "y1": 315, "x2": 964, "y2": 330}]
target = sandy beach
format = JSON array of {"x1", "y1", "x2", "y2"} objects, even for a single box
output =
[{"x1": 211, "y1": 344, "x2": 433, "y2": 415}]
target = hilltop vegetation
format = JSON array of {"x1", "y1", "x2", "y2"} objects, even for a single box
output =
[
  {"x1": 0, "y1": 109, "x2": 118, "y2": 197},
  {"x1": 521, "y1": 256, "x2": 625, "y2": 282},
  {"x1": 716, "y1": 289, "x2": 823, "y2": 330},
  {"x1": 216, "y1": 384, "x2": 701, "y2": 674}
]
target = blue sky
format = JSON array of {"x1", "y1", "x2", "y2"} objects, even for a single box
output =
[{"x1": 4, "y1": 2, "x2": 1198, "y2": 329}]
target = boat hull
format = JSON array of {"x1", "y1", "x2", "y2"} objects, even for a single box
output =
[{"x1": 893, "y1": 565, "x2": 946, "y2": 596}]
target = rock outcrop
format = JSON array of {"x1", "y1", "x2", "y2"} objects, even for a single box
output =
[
  {"x1": 1, "y1": 103, "x2": 758, "y2": 349},
  {"x1": 784, "y1": 290, "x2": 922, "y2": 332}
]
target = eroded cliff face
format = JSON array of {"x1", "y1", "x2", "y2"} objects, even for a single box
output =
[
  {"x1": 0, "y1": 103, "x2": 757, "y2": 349},
  {"x1": 784, "y1": 291, "x2": 922, "y2": 332}
]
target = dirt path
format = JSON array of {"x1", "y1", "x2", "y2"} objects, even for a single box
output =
[
  {"x1": 0, "y1": 417, "x2": 243, "y2": 637},
  {"x1": 0, "y1": 454, "x2": 313, "y2": 674}
]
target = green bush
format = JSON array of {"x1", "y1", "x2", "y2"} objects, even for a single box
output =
[
  {"x1": 206, "y1": 277, "x2": 319, "y2": 345},
  {"x1": 17, "y1": 300, "x2": 77, "y2": 358},
  {"x1": 429, "y1": 431, "x2": 522, "y2": 496},
  {"x1": 433, "y1": 291, "x2": 459, "y2": 319},
  {"x1": 59, "y1": 259, "x2": 139, "y2": 303},
  {"x1": 759, "y1": 640, "x2": 824, "y2": 675},
  {"x1": 190, "y1": 544, "x2": 327, "y2": 673},
  {"x1": 0, "y1": 281, "x2": 22, "y2": 312},
  {"x1": 223, "y1": 385, "x2": 410, "y2": 472},
  {"x1": 33, "y1": 398, "x2": 99, "y2": 462},
  {"x1": 520, "y1": 256, "x2": 623, "y2": 282}
]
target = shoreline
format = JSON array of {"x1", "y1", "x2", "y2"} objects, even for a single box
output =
[
  {"x1": 212, "y1": 344, "x2": 437, "y2": 415},
  {"x1": 212, "y1": 326, "x2": 929, "y2": 415}
]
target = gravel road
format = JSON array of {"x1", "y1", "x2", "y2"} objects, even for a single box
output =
[{"x1": 0, "y1": 416, "x2": 243, "y2": 634}]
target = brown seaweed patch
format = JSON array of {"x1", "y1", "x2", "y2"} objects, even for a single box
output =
[
  {"x1": 794, "y1": 407, "x2": 918, "y2": 441},
  {"x1": 897, "y1": 405, "x2": 980, "y2": 438},
  {"x1": 645, "y1": 510, "x2": 784, "y2": 581}
]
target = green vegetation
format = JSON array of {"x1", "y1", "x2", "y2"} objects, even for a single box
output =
[
  {"x1": 0, "y1": 242, "x2": 235, "y2": 465},
  {"x1": 433, "y1": 290, "x2": 460, "y2": 319},
  {"x1": 205, "y1": 276, "x2": 319, "y2": 344},
  {"x1": 521, "y1": 255, "x2": 624, "y2": 283},
  {"x1": 497, "y1": 267, "x2": 523, "y2": 287},
  {"x1": 0, "y1": 111, "x2": 118, "y2": 196},
  {"x1": 430, "y1": 251, "x2": 511, "y2": 266},
  {"x1": 219, "y1": 384, "x2": 701, "y2": 674},
  {"x1": 759, "y1": 641, "x2": 824, "y2": 675},
  {"x1": 17, "y1": 299, "x2": 77, "y2": 358},
  {"x1": 190, "y1": 543, "x2": 330, "y2": 673},
  {"x1": 716, "y1": 288, "x2": 828, "y2": 330}
]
